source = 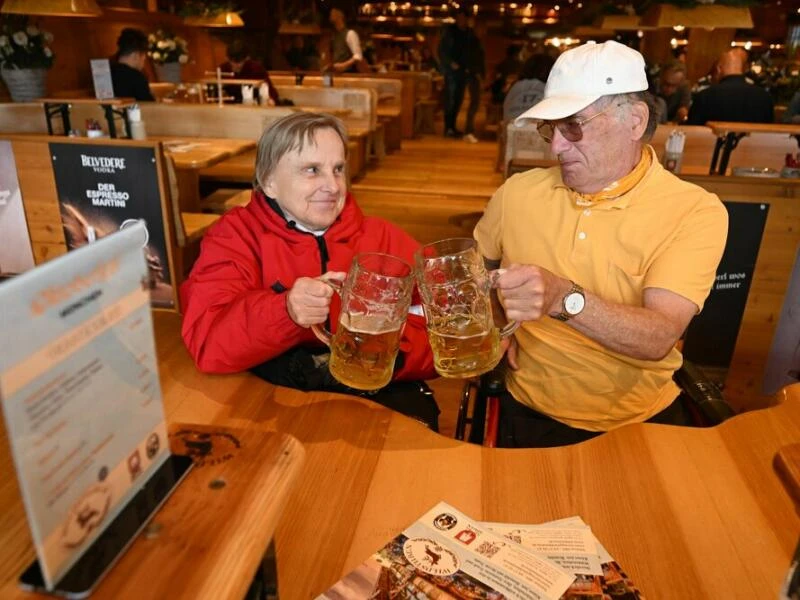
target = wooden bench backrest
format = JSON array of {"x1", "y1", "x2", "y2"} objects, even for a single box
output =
[
  {"x1": 273, "y1": 86, "x2": 375, "y2": 131},
  {"x1": 270, "y1": 75, "x2": 401, "y2": 110},
  {"x1": 0, "y1": 102, "x2": 295, "y2": 141},
  {"x1": 650, "y1": 124, "x2": 795, "y2": 174},
  {"x1": 504, "y1": 120, "x2": 555, "y2": 174}
]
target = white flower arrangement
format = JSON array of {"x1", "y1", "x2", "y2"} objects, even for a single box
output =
[
  {"x1": 0, "y1": 18, "x2": 55, "y2": 70},
  {"x1": 147, "y1": 30, "x2": 189, "y2": 65}
]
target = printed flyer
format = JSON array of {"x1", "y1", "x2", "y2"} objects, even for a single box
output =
[
  {"x1": 317, "y1": 502, "x2": 575, "y2": 600},
  {"x1": 0, "y1": 140, "x2": 35, "y2": 275},
  {"x1": 49, "y1": 142, "x2": 175, "y2": 308},
  {"x1": 0, "y1": 223, "x2": 169, "y2": 589}
]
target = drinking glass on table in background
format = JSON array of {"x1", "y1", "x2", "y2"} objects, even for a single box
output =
[
  {"x1": 312, "y1": 253, "x2": 414, "y2": 391},
  {"x1": 415, "y1": 238, "x2": 518, "y2": 379}
]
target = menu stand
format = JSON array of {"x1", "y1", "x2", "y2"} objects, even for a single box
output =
[{"x1": 10, "y1": 424, "x2": 305, "y2": 599}]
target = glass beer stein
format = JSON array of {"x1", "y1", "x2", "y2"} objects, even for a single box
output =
[
  {"x1": 415, "y1": 238, "x2": 518, "y2": 379},
  {"x1": 312, "y1": 253, "x2": 414, "y2": 391}
]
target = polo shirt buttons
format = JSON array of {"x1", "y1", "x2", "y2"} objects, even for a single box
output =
[
  {"x1": 583, "y1": 209, "x2": 591, "y2": 216},
  {"x1": 578, "y1": 232, "x2": 587, "y2": 240}
]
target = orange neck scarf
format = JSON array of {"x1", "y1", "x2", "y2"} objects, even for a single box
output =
[{"x1": 573, "y1": 147, "x2": 652, "y2": 206}]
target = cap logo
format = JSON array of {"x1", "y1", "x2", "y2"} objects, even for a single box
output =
[{"x1": 606, "y1": 77, "x2": 613, "y2": 84}]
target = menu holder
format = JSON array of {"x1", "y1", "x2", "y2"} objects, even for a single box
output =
[{"x1": 19, "y1": 455, "x2": 192, "y2": 598}]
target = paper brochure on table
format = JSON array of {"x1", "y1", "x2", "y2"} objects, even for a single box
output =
[
  {"x1": 317, "y1": 501, "x2": 575, "y2": 600},
  {"x1": 483, "y1": 517, "x2": 645, "y2": 599},
  {"x1": 0, "y1": 223, "x2": 170, "y2": 589}
]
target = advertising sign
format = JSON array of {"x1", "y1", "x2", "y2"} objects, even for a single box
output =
[
  {"x1": 683, "y1": 201, "x2": 768, "y2": 368},
  {"x1": 0, "y1": 140, "x2": 35, "y2": 275},
  {"x1": 49, "y1": 142, "x2": 175, "y2": 308}
]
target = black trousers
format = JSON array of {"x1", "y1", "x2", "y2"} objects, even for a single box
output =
[
  {"x1": 497, "y1": 392, "x2": 692, "y2": 448},
  {"x1": 443, "y1": 70, "x2": 467, "y2": 133}
]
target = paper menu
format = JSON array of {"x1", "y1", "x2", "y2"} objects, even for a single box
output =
[
  {"x1": 317, "y1": 502, "x2": 575, "y2": 600},
  {"x1": 0, "y1": 223, "x2": 169, "y2": 588}
]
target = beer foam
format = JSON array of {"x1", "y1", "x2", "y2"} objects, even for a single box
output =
[{"x1": 340, "y1": 313, "x2": 401, "y2": 335}]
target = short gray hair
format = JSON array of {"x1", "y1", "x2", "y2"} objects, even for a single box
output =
[
  {"x1": 601, "y1": 92, "x2": 659, "y2": 142},
  {"x1": 254, "y1": 112, "x2": 349, "y2": 191}
]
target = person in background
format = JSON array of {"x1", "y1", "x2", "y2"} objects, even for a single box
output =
[
  {"x1": 782, "y1": 90, "x2": 800, "y2": 124},
  {"x1": 438, "y1": 6, "x2": 470, "y2": 138},
  {"x1": 490, "y1": 44, "x2": 523, "y2": 105},
  {"x1": 180, "y1": 112, "x2": 439, "y2": 429},
  {"x1": 285, "y1": 35, "x2": 315, "y2": 71},
  {"x1": 688, "y1": 48, "x2": 773, "y2": 125},
  {"x1": 503, "y1": 53, "x2": 555, "y2": 121},
  {"x1": 463, "y1": 20, "x2": 485, "y2": 144},
  {"x1": 110, "y1": 28, "x2": 154, "y2": 102},
  {"x1": 655, "y1": 60, "x2": 691, "y2": 123},
  {"x1": 220, "y1": 40, "x2": 279, "y2": 105},
  {"x1": 419, "y1": 45, "x2": 440, "y2": 72},
  {"x1": 329, "y1": 8, "x2": 364, "y2": 73},
  {"x1": 475, "y1": 41, "x2": 728, "y2": 448}
]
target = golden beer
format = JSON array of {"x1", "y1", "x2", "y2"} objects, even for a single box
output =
[
  {"x1": 328, "y1": 318, "x2": 403, "y2": 391},
  {"x1": 427, "y1": 320, "x2": 501, "y2": 379}
]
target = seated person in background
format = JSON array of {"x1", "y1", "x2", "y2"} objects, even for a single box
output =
[
  {"x1": 503, "y1": 53, "x2": 555, "y2": 122},
  {"x1": 219, "y1": 40, "x2": 279, "y2": 105},
  {"x1": 782, "y1": 90, "x2": 800, "y2": 124},
  {"x1": 655, "y1": 60, "x2": 691, "y2": 123},
  {"x1": 111, "y1": 28, "x2": 154, "y2": 101},
  {"x1": 285, "y1": 35, "x2": 315, "y2": 71},
  {"x1": 688, "y1": 48, "x2": 773, "y2": 125},
  {"x1": 180, "y1": 112, "x2": 439, "y2": 429},
  {"x1": 475, "y1": 41, "x2": 728, "y2": 448}
]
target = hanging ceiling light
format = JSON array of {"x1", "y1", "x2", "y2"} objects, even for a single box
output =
[
  {"x1": 184, "y1": 11, "x2": 244, "y2": 27},
  {"x1": 1, "y1": 0, "x2": 102, "y2": 17}
]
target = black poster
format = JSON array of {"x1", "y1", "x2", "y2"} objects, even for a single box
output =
[
  {"x1": 49, "y1": 143, "x2": 175, "y2": 308},
  {"x1": 683, "y1": 201, "x2": 769, "y2": 368}
]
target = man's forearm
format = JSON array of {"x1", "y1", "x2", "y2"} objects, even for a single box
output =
[{"x1": 567, "y1": 289, "x2": 684, "y2": 361}]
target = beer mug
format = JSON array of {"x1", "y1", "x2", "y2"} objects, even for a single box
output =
[
  {"x1": 312, "y1": 253, "x2": 414, "y2": 391},
  {"x1": 415, "y1": 238, "x2": 518, "y2": 379}
]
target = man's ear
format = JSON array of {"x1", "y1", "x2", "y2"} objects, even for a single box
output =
[{"x1": 629, "y1": 100, "x2": 649, "y2": 142}]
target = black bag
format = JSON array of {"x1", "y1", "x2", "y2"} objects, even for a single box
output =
[{"x1": 251, "y1": 346, "x2": 440, "y2": 431}]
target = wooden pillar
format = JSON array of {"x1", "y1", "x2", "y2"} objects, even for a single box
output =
[
  {"x1": 640, "y1": 29, "x2": 673, "y2": 68},
  {"x1": 686, "y1": 28, "x2": 735, "y2": 83}
]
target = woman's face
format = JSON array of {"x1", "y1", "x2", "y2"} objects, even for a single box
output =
[{"x1": 263, "y1": 127, "x2": 347, "y2": 230}]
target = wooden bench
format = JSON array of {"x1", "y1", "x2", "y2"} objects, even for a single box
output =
[
  {"x1": 269, "y1": 75, "x2": 403, "y2": 152},
  {"x1": 705, "y1": 121, "x2": 800, "y2": 175}
]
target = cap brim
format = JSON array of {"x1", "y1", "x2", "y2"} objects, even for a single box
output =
[{"x1": 515, "y1": 93, "x2": 602, "y2": 122}]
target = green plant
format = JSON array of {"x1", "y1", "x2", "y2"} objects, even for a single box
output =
[
  {"x1": 148, "y1": 30, "x2": 189, "y2": 65},
  {"x1": 0, "y1": 17, "x2": 55, "y2": 70}
]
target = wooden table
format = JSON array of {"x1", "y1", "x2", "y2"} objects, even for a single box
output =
[
  {"x1": 39, "y1": 97, "x2": 136, "y2": 139},
  {"x1": 2, "y1": 311, "x2": 799, "y2": 599},
  {"x1": 707, "y1": 121, "x2": 800, "y2": 175},
  {"x1": 156, "y1": 137, "x2": 256, "y2": 213}
]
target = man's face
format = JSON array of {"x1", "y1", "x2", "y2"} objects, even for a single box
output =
[
  {"x1": 131, "y1": 51, "x2": 147, "y2": 71},
  {"x1": 660, "y1": 69, "x2": 685, "y2": 97},
  {"x1": 229, "y1": 58, "x2": 245, "y2": 73},
  {"x1": 550, "y1": 100, "x2": 636, "y2": 193},
  {"x1": 330, "y1": 9, "x2": 344, "y2": 28},
  {"x1": 455, "y1": 13, "x2": 468, "y2": 29},
  {"x1": 263, "y1": 128, "x2": 347, "y2": 230}
]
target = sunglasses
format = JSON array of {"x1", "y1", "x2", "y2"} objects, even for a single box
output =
[{"x1": 536, "y1": 102, "x2": 619, "y2": 144}]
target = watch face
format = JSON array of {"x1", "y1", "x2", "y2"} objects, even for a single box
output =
[{"x1": 564, "y1": 292, "x2": 585, "y2": 316}]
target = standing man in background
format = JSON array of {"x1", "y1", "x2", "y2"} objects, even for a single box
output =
[
  {"x1": 463, "y1": 19, "x2": 485, "y2": 144},
  {"x1": 438, "y1": 7, "x2": 469, "y2": 138},
  {"x1": 329, "y1": 8, "x2": 364, "y2": 73}
]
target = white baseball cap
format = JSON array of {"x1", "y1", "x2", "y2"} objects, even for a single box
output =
[{"x1": 516, "y1": 40, "x2": 648, "y2": 122}]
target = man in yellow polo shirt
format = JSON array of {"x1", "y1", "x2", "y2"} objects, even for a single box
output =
[{"x1": 474, "y1": 41, "x2": 728, "y2": 448}]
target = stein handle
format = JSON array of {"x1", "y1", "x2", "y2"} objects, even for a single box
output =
[
  {"x1": 490, "y1": 269, "x2": 520, "y2": 339},
  {"x1": 310, "y1": 276, "x2": 343, "y2": 346}
]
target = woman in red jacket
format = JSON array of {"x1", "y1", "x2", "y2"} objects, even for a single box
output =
[{"x1": 180, "y1": 112, "x2": 439, "y2": 428}]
